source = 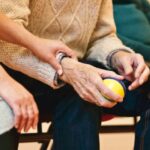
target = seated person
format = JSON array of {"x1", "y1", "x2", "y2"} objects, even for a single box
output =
[{"x1": 0, "y1": 0, "x2": 150, "y2": 150}]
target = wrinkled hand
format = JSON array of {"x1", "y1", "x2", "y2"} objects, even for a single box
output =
[
  {"x1": 111, "y1": 51, "x2": 150, "y2": 90},
  {"x1": 0, "y1": 69, "x2": 39, "y2": 133},
  {"x1": 60, "y1": 58, "x2": 124, "y2": 108},
  {"x1": 30, "y1": 38, "x2": 76, "y2": 75}
]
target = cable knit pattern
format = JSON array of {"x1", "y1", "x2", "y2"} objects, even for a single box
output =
[{"x1": 0, "y1": 0, "x2": 134, "y2": 88}]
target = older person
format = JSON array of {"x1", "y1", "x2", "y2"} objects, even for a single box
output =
[{"x1": 0, "y1": 0, "x2": 149, "y2": 150}]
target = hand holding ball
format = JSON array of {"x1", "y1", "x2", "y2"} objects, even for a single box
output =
[{"x1": 103, "y1": 78, "x2": 126, "y2": 101}]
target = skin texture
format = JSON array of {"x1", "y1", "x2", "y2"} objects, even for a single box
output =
[
  {"x1": 0, "y1": 13, "x2": 75, "y2": 132},
  {"x1": 0, "y1": 13, "x2": 76, "y2": 75},
  {"x1": 60, "y1": 58, "x2": 124, "y2": 108},
  {"x1": 60, "y1": 53, "x2": 149, "y2": 108},
  {"x1": 111, "y1": 51, "x2": 150, "y2": 90},
  {"x1": 0, "y1": 66, "x2": 39, "y2": 132}
]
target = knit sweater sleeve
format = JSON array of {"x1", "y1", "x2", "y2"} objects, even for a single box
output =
[
  {"x1": 0, "y1": 0, "x2": 60, "y2": 89},
  {"x1": 86, "y1": 0, "x2": 134, "y2": 67}
]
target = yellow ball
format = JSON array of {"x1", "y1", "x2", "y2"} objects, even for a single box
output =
[{"x1": 103, "y1": 78, "x2": 125, "y2": 99}]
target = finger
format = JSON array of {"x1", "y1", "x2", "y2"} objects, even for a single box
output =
[
  {"x1": 97, "y1": 92, "x2": 117, "y2": 108},
  {"x1": 129, "y1": 67, "x2": 150, "y2": 90},
  {"x1": 73, "y1": 82, "x2": 96, "y2": 104},
  {"x1": 18, "y1": 106, "x2": 28, "y2": 132},
  {"x1": 134, "y1": 61, "x2": 146, "y2": 79},
  {"x1": 121, "y1": 61, "x2": 133, "y2": 75},
  {"x1": 24, "y1": 105, "x2": 34, "y2": 132},
  {"x1": 99, "y1": 70, "x2": 124, "y2": 80},
  {"x1": 48, "y1": 55, "x2": 63, "y2": 75},
  {"x1": 134, "y1": 54, "x2": 145, "y2": 78},
  {"x1": 139, "y1": 66, "x2": 150, "y2": 85},
  {"x1": 99, "y1": 96, "x2": 117, "y2": 108},
  {"x1": 13, "y1": 105, "x2": 21, "y2": 130},
  {"x1": 128, "y1": 79, "x2": 139, "y2": 91},
  {"x1": 32, "y1": 103, "x2": 39, "y2": 129},
  {"x1": 60, "y1": 47, "x2": 76, "y2": 59},
  {"x1": 85, "y1": 84, "x2": 117, "y2": 107}
]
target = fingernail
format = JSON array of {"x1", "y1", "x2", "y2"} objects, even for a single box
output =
[
  {"x1": 128, "y1": 86, "x2": 132, "y2": 91},
  {"x1": 139, "y1": 79, "x2": 144, "y2": 85},
  {"x1": 57, "y1": 69, "x2": 63, "y2": 75}
]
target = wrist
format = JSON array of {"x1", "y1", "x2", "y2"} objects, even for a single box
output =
[
  {"x1": 59, "y1": 57, "x2": 79, "y2": 82},
  {"x1": 111, "y1": 51, "x2": 131, "y2": 68},
  {"x1": 23, "y1": 34, "x2": 40, "y2": 52}
]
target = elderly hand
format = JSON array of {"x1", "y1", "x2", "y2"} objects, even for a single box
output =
[
  {"x1": 0, "y1": 67, "x2": 39, "y2": 133},
  {"x1": 60, "y1": 58, "x2": 124, "y2": 108},
  {"x1": 111, "y1": 51, "x2": 150, "y2": 90}
]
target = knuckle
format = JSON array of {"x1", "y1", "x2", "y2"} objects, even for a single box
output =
[
  {"x1": 29, "y1": 114, "x2": 34, "y2": 119},
  {"x1": 102, "y1": 89, "x2": 109, "y2": 97},
  {"x1": 99, "y1": 100, "x2": 106, "y2": 107},
  {"x1": 136, "y1": 53, "x2": 143, "y2": 58},
  {"x1": 82, "y1": 92, "x2": 89, "y2": 100},
  {"x1": 23, "y1": 114, "x2": 28, "y2": 119},
  {"x1": 35, "y1": 110, "x2": 39, "y2": 116},
  {"x1": 14, "y1": 98, "x2": 21, "y2": 104},
  {"x1": 28, "y1": 94, "x2": 34, "y2": 100},
  {"x1": 16, "y1": 112, "x2": 21, "y2": 117}
]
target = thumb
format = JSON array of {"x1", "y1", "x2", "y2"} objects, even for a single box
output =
[{"x1": 48, "y1": 56, "x2": 63, "y2": 75}]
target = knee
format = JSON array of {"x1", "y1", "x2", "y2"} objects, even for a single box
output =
[{"x1": 0, "y1": 100, "x2": 14, "y2": 135}]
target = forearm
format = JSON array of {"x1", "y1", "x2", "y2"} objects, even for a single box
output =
[
  {"x1": 86, "y1": 0, "x2": 134, "y2": 67},
  {"x1": 0, "y1": 65, "x2": 10, "y2": 82},
  {"x1": 0, "y1": 40, "x2": 63, "y2": 89},
  {"x1": 0, "y1": 13, "x2": 39, "y2": 52}
]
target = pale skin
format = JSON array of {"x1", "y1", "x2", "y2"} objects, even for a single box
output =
[
  {"x1": 0, "y1": 66, "x2": 39, "y2": 132},
  {"x1": 0, "y1": 13, "x2": 149, "y2": 132},
  {"x1": 0, "y1": 13, "x2": 75, "y2": 132},
  {"x1": 0, "y1": 13, "x2": 76, "y2": 75},
  {"x1": 60, "y1": 51, "x2": 150, "y2": 108}
]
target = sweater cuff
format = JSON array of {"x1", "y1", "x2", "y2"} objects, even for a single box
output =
[
  {"x1": 106, "y1": 47, "x2": 134, "y2": 68},
  {"x1": 53, "y1": 53, "x2": 67, "y2": 87}
]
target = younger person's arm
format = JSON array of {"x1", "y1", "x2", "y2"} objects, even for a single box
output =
[
  {"x1": 0, "y1": 13, "x2": 76, "y2": 75},
  {"x1": 0, "y1": 65, "x2": 39, "y2": 132}
]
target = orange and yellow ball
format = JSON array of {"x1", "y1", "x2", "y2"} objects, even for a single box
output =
[{"x1": 103, "y1": 78, "x2": 126, "y2": 100}]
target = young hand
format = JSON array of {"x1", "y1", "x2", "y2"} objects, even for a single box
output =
[
  {"x1": 29, "y1": 38, "x2": 76, "y2": 75},
  {"x1": 0, "y1": 67, "x2": 39, "y2": 133}
]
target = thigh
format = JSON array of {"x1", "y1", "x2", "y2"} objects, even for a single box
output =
[
  {"x1": 0, "y1": 128, "x2": 19, "y2": 150},
  {"x1": 103, "y1": 81, "x2": 150, "y2": 116}
]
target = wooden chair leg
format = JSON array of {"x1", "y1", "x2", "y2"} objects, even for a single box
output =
[{"x1": 40, "y1": 123, "x2": 53, "y2": 150}]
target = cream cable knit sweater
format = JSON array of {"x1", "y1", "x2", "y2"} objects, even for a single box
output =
[{"x1": 0, "y1": 0, "x2": 133, "y2": 89}]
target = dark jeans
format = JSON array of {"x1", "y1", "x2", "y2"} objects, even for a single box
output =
[
  {"x1": 1, "y1": 63, "x2": 150, "y2": 150},
  {"x1": 103, "y1": 80, "x2": 150, "y2": 150},
  {"x1": 0, "y1": 128, "x2": 19, "y2": 150}
]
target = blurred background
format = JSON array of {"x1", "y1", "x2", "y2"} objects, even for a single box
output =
[{"x1": 19, "y1": 117, "x2": 135, "y2": 150}]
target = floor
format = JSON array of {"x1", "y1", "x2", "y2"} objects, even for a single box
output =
[{"x1": 19, "y1": 117, "x2": 135, "y2": 150}]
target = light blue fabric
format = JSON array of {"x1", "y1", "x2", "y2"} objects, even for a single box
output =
[{"x1": 0, "y1": 97, "x2": 14, "y2": 135}]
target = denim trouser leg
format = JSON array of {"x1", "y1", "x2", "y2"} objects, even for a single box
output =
[
  {"x1": 103, "y1": 82, "x2": 150, "y2": 150},
  {"x1": 2, "y1": 63, "x2": 101, "y2": 150},
  {"x1": 51, "y1": 87, "x2": 100, "y2": 150},
  {"x1": 0, "y1": 128, "x2": 19, "y2": 150}
]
